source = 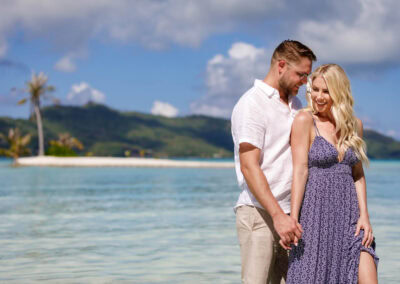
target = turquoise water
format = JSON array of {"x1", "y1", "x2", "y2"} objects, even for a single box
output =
[{"x1": 0, "y1": 159, "x2": 399, "y2": 283}]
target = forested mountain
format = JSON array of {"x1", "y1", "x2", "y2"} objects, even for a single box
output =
[{"x1": 1, "y1": 103, "x2": 399, "y2": 159}]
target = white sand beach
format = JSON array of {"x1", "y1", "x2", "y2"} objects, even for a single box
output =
[{"x1": 15, "y1": 156, "x2": 234, "y2": 168}]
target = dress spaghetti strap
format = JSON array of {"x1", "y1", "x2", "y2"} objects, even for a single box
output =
[{"x1": 308, "y1": 112, "x2": 321, "y2": 136}]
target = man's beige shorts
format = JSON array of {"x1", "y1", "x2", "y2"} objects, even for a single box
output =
[{"x1": 236, "y1": 205, "x2": 288, "y2": 284}]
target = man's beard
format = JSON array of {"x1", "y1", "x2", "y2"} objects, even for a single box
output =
[{"x1": 278, "y1": 73, "x2": 298, "y2": 97}]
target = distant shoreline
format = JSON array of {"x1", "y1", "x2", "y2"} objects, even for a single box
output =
[
  {"x1": 15, "y1": 156, "x2": 235, "y2": 168},
  {"x1": 9, "y1": 156, "x2": 400, "y2": 168}
]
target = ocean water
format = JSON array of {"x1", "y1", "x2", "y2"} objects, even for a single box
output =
[{"x1": 0, "y1": 159, "x2": 398, "y2": 283}]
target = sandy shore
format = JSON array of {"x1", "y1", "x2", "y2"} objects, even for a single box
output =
[{"x1": 15, "y1": 156, "x2": 234, "y2": 168}]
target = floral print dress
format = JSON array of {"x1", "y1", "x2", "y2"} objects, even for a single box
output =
[{"x1": 287, "y1": 116, "x2": 378, "y2": 283}]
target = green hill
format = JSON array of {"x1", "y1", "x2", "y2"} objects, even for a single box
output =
[
  {"x1": 0, "y1": 103, "x2": 399, "y2": 159},
  {"x1": 0, "y1": 104, "x2": 233, "y2": 158}
]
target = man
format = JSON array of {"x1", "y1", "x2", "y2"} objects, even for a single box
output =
[{"x1": 231, "y1": 40, "x2": 316, "y2": 284}]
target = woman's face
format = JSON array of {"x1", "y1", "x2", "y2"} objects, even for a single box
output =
[{"x1": 311, "y1": 76, "x2": 333, "y2": 115}]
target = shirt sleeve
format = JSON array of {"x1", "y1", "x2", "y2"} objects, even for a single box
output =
[{"x1": 231, "y1": 96, "x2": 266, "y2": 150}]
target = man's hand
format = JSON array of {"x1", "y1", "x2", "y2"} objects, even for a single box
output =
[{"x1": 272, "y1": 212, "x2": 303, "y2": 250}]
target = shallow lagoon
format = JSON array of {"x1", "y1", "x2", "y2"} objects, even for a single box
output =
[{"x1": 0, "y1": 159, "x2": 398, "y2": 283}]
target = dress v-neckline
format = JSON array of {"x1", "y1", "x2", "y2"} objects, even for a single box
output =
[
  {"x1": 310, "y1": 136, "x2": 350, "y2": 164},
  {"x1": 309, "y1": 112, "x2": 341, "y2": 154},
  {"x1": 318, "y1": 135, "x2": 339, "y2": 153}
]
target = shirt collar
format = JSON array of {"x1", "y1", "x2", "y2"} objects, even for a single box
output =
[
  {"x1": 255, "y1": 79, "x2": 298, "y2": 115},
  {"x1": 254, "y1": 79, "x2": 279, "y2": 99}
]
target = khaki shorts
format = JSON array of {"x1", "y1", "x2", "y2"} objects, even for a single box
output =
[{"x1": 236, "y1": 205, "x2": 288, "y2": 284}]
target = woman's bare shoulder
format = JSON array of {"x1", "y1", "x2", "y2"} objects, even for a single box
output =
[{"x1": 294, "y1": 110, "x2": 313, "y2": 126}]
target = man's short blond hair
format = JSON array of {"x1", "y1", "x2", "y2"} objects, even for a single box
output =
[{"x1": 271, "y1": 40, "x2": 316, "y2": 65}]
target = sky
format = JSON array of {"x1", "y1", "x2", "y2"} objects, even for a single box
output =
[{"x1": 0, "y1": 0, "x2": 399, "y2": 139}]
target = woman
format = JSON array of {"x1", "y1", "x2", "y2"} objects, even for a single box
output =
[{"x1": 286, "y1": 64, "x2": 379, "y2": 283}]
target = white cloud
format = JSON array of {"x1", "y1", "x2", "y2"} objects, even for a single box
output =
[
  {"x1": 0, "y1": 0, "x2": 277, "y2": 52},
  {"x1": 0, "y1": 0, "x2": 398, "y2": 71},
  {"x1": 54, "y1": 55, "x2": 76, "y2": 72},
  {"x1": 66, "y1": 82, "x2": 105, "y2": 105},
  {"x1": 151, "y1": 100, "x2": 179, "y2": 117},
  {"x1": 191, "y1": 42, "x2": 270, "y2": 117},
  {"x1": 295, "y1": 0, "x2": 400, "y2": 65}
]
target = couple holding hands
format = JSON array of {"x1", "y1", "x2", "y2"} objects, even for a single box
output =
[{"x1": 232, "y1": 40, "x2": 379, "y2": 283}]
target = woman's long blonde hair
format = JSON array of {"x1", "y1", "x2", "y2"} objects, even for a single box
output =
[{"x1": 305, "y1": 64, "x2": 368, "y2": 164}]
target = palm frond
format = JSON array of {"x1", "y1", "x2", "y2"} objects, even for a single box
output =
[
  {"x1": 17, "y1": 98, "x2": 28, "y2": 105},
  {"x1": 0, "y1": 128, "x2": 31, "y2": 158},
  {"x1": 21, "y1": 134, "x2": 32, "y2": 146},
  {"x1": 56, "y1": 133, "x2": 84, "y2": 150}
]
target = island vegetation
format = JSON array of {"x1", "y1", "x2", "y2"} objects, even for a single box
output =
[{"x1": 1, "y1": 103, "x2": 400, "y2": 159}]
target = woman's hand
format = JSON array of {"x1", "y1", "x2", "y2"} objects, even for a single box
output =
[{"x1": 355, "y1": 215, "x2": 374, "y2": 248}]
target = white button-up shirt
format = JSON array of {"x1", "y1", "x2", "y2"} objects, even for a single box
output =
[{"x1": 231, "y1": 79, "x2": 302, "y2": 213}]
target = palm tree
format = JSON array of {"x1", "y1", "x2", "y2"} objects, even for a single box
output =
[
  {"x1": 51, "y1": 133, "x2": 84, "y2": 150},
  {"x1": 47, "y1": 133, "x2": 84, "y2": 156},
  {"x1": 17, "y1": 72, "x2": 57, "y2": 156},
  {"x1": 0, "y1": 128, "x2": 31, "y2": 160}
]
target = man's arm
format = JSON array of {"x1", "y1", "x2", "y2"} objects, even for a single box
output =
[{"x1": 239, "y1": 143, "x2": 302, "y2": 249}]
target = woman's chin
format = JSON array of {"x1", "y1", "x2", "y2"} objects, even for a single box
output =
[{"x1": 315, "y1": 107, "x2": 330, "y2": 115}]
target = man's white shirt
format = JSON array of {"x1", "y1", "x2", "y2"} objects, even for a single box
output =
[{"x1": 231, "y1": 79, "x2": 302, "y2": 213}]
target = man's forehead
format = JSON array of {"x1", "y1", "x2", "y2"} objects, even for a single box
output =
[{"x1": 296, "y1": 58, "x2": 312, "y2": 72}]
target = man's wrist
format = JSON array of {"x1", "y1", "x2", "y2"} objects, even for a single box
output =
[{"x1": 270, "y1": 209, "x2": 285, "y2": 220}]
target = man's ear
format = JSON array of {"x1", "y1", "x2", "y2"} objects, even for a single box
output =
[{"x1": 277, "y1": 60, "x2": 286, "y2": 75}]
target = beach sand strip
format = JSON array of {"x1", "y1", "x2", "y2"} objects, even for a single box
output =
[{"x1": 15, "y1": 156, "x2": 234, "y2": 168}]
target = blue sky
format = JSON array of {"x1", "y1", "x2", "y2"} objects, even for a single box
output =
[{"x1": 0, "y1": 0, "x2": 399, "y2": 139}]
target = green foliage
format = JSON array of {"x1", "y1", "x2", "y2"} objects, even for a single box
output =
[
  {"x1": 45, "y1": 133, "x2": 83, "y2": 157},
  {"x1": 46, "y1": 144, "x2": 78, "y2": 156},
  {"x1": 365, "y1": 130, "x2": 400, "y2": 159},
  {"x1": 90, "y1": 141, "x2": 140, "y2": 156},
  {"x1": 0, "y1": 128, "x2": 31, "y2": 158},
  {"x1": 37, "y1": 104, "x2": 233, "y2": 157}
]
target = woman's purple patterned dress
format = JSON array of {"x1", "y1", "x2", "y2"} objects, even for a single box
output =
[{"x1": 287, "y1": 117, "x2": 379, "y2": 283}]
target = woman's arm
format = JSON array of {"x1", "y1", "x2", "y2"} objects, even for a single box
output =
[
  {"x1": 352, "y1": 118, "x2": 374, "y2": 248},
  {"x1": 290, "y1": 112, "x2": 312, "y2": 223}
]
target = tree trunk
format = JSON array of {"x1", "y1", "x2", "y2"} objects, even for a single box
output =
[{"x1": 33, "y1": 103, "x2": 45, "y2": 156}]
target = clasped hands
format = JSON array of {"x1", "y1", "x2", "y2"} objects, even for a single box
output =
[
  {"x1": 274, "y1": 214, "x2": 374, "y2": 250},
  {"x1": 273, "y1": 213, "x2": 303, "y2": 250}
]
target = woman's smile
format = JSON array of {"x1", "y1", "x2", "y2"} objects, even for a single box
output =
[{"x1": 311, "y1": 76, "x2": 333, "y2": 115}]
